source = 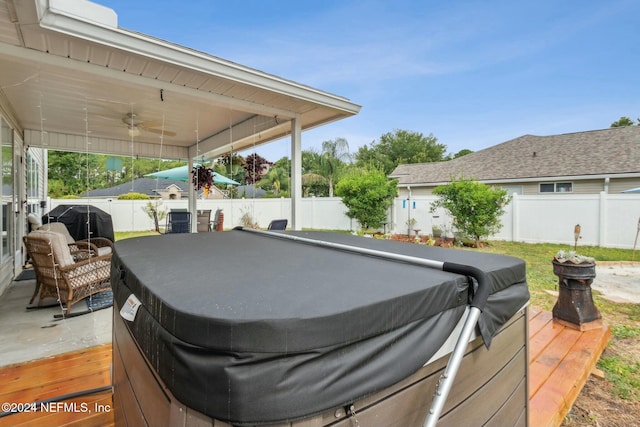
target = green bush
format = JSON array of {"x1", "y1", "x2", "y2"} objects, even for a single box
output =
[
  {"x1": 335, "y1": 168, "x2": 397, "y2": 230},
  {"x1": 431, "y1": 179, "x2": 510, "y2": 246},
  {"x1": 117, "y1": 192, "x2": 150, "y2": 200}
]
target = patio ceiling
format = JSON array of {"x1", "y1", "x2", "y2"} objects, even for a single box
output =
[{"x1": 0, "y1": 0, "x2": 360, "y2": 160}]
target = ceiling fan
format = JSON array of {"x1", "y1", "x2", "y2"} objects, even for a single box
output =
[{"x1": 122, "y1": 113, "x2": 176, "y2": 137}]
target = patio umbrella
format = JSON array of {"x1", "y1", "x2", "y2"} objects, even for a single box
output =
[
  {"x1": 211, "y1": 172, "x2": 241, "y2": 186},
  {"x1": 145, "y1": 165, "x2": 240, "y2": 185},
  {"x1": 622, "y1": 187, "x2": 640, "y2": 193}
]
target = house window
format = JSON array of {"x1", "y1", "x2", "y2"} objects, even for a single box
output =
[{"x1": 539, "y1": 182, "x2": 573, "y2": 193}]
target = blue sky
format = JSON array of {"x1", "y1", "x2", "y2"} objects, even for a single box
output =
[{"x1": 99, "y1": 0, "x2": 640, "y2": 162}]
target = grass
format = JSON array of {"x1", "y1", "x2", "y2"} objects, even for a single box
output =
[
  {"x1": 597, "y1": 356, "x2": 640, "y2": 400},
  {"x1": 112, "y1": 232, "x2": 640, "y2": 402},
  {"x1": 467, "y1": 241, "x2": 637, "y2": 310}
]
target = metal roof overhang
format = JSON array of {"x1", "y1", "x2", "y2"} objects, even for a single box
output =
[{"x1": 0, "y1": 0, "x2": 360, "y2": 160}]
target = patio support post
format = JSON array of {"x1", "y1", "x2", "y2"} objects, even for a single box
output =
[
  {"x1": 290, "y1": 116, "x2": 302, "y2": 230},
  {"x1": 188, "y1": 157, "x2": 197, "y2": 232}
]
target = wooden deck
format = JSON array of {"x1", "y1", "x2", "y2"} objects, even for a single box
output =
[
  {"x1": 0, "y1": 344, "x2": 114, "y2": 427},
  {"x1": 528, "y1": 309, "x2": 611, "y2": 427},
  {"x1": 0, "y1": 310, "x2": 610, "y2": 427}
]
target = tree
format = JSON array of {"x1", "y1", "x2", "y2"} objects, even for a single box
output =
[
  {"x1": 142, "y1": 201, "x2": 167, "y2": 233},
  {"x1": 48, "y1": 151, "x2": 104, "y2": 196},
  {"x1": 320, "y1": 138, "x2": 351, "y2": 197},
  {"x1": 257, "y1": 166, "x2": 290, "y2": 196},
  {"x1": 216, "y1": 153, "x2": 247, "y2": 184},
  {"x1": 451, "y1": 149, "x2": 474, "y2": 159},
  {"x1": 355, "y1": 129, "x2": 447, "y2": 175},
  {"x1": 301, "y1": 149, "x2": 329, "y2": 196},
  {"x1": 335, "y1": 167, "x2": 397, "y2": 230},
  {"x1": 610, "y1": 116, "x2": 637, "y2": 127},
  {"x1": 302, "y1": 149, "x2": 322, "y2": 174},
  {"x1": 302, "y1": 173, "x2": 328, "y2": 196},
  {"x1": 47, "y1": 150, "x2": 191, "y2": 197},
  {"x1": 430, "y1": 179, "x2": 511, "y2": 246}
]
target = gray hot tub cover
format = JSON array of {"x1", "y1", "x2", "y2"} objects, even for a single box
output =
[{"x1": 112, "y1": 230, "x2": 529, "y2": 425}]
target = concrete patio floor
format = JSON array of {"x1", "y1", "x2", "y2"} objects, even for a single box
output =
[{"x1": 0, "y1": 278, "x2": 112, "y2": 368}]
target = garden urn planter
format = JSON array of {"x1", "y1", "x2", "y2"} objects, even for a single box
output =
[{"x1": 552, "y1": 259, "x2": 602, "y2": 331}]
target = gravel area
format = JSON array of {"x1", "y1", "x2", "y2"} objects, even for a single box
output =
[{"x1": 591, "y1": 261, "x2": 640, "y2": 304}]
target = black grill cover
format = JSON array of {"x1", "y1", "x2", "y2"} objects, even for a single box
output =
[
  {"x1": 112, "y1": 230, "x2": 529, "y2": 425},
  {"x1": 43, "y1": 204, "x2": 114, "y2": 242}
]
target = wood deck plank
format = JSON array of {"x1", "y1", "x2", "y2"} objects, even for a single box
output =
[
  {"x1": 0, "y1": 359, "x2": 111, "y2": 395},
  {"x1": 528, "y1": 313, "x2": 566, "y2": 363},
  {"x1": 527, "y1": 310, "x2": 553, "y2": 337},
  {"x1": 0, "y1": 311, "x2": 610, "y2": 427},
  {"x1": 0, "y1": 345, "x2": 111, "y2": 390},
  {"x1": 529, "y1": 327, "x2": 582, "y2": 397}
]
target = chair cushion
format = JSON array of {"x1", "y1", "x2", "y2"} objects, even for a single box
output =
[
  {"x1": 27, "y1": 213, "x2": 42, "y2": 230},
  {"x1": 96, "y1": 246, "x2": 112, "y2": 256},
  {"x1": 32, "y1": 230, "x2": 75, "y2": 267},
  {"x1": 38, "y1": 223, "x2": 75, "y2": 244}
]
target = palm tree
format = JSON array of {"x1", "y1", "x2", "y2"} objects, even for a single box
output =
[
  {"x1": 259, "y1": 166, "x2": 290, "y2": 195},
  {"x1": 301, "y1": 173, "x2": 328, "y2": 197},
  {"x1": 320, "y1": 138, "x2": 350, "y2": 197}
]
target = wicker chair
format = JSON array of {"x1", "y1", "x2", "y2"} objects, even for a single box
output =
[
  {"x1": 23, "y1": 231, "x2": 112, "y2": 315},
  {"x1": 38, "y1": 222, "x2": 113, "y2": 257}
]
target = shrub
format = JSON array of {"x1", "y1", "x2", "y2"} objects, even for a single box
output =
[
  {"x1": 335, "y1": 168, "x2": 397, "y2": 230},
  {"x1": 117, "y1": 192, "x2": 150, "y2": 200},
  {"x1": 430, "y1": 179, "x2": 510, "y2": 246}
]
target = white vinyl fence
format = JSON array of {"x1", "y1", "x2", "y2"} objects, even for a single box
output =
[{"x1": 49, "y1": 193, "x2": 640, "y2": 249}]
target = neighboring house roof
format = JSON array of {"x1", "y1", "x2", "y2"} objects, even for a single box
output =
[
  {"x1": 390, "y1": 126, "x2": 640, "y2": 185},
  {"x1": 81, "y1": 178, "x2": 188, "y2": 198},
  {"x1": 237, "y1": 184, "x2": 267, "y2": 198}
]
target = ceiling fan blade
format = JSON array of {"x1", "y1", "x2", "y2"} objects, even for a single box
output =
[
  {"x1": 140, "y1": 120, "x2": 164, "y2": 128},
  {"x1": 142, "y1": 127, "x2": 177, "y2": 137}
]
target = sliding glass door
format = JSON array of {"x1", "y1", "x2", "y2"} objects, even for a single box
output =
[{"x1": 0, "y1": 118, "x2": 12, "y2": 266}]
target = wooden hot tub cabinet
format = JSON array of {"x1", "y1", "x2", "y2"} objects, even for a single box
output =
[{"x1": 113, "y1": 303, "x2": 528, "y2": 427}]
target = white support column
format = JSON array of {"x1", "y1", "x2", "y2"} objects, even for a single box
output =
[
  {"x1": 290, "y1": 117, "x2": 302, "y2": 230},
  {"x1": 188, "y1": 158, "x2": 197, "y2": 232}
]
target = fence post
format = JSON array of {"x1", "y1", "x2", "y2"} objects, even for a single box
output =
[
  {"x1": 599, "y1": 191, "x2": 607, "y2": 247},
  {"x1": 512, "y1": 194, "x2": 519, "y2": 242}
]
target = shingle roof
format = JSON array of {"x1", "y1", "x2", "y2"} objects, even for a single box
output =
[
  {"x1": 390, "y1": 126, "x2": 640, "y2": 185},
  {"x1": 81, "y1": 178, "x2": 189, "y2": 197}
]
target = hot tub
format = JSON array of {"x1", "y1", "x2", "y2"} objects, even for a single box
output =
[{"x1": 112, "y1": 229, "x2": 529, "y2": 427}]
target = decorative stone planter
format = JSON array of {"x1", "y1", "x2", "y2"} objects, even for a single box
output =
[{"x1": 552, "y1": 260, "x2": 602, "y2": 331}]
